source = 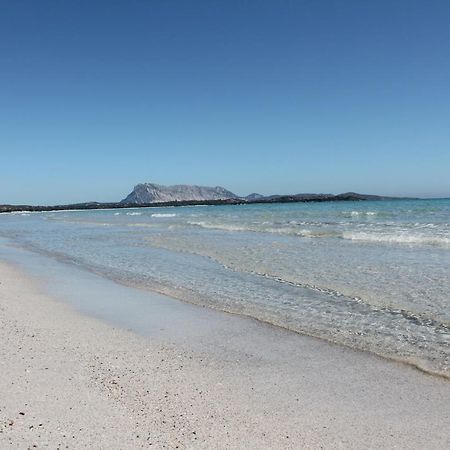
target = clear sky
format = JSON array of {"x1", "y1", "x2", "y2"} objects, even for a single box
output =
[{"x1": 1, "y1": 0, "x2": 449, "y2": 203}]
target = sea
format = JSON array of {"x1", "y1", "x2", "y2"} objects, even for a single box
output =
[{"x1": 0, "y1": 198, "x2": 449, "y2": 377}]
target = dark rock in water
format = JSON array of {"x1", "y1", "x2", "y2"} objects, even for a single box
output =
[
  {"x1": 121, "y1": 182, "x2": 237, "y2": 204},
  {"x1": 248, "y1": 192, "x2": 409, "y2": 203},
  {"x1": 333, "y1": 192, "x2": 393, "y2": 201}
]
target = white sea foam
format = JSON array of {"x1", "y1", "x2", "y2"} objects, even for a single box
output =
[
  {"x1": 151, "y1": 213, "x2": 177, "y2": 218},
  {"x1": 345, "y1": 211, "x2": 378, "y2": 217},
  {"x1": 188, "y1": 221, "x2": 249, "y2": 232},
  {"x1": 126, "y1": 212, "x2": 142, "y2": 216},
  {"x1": 342, "y1": 231, "x2": 450, "y2": 247}
]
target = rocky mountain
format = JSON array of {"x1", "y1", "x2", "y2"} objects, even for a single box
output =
[
  {"x1": 121, "y1": 183, "x2": 238, "y2": 204},
  {"x1": 245, "y1": 193, "x2": 265, "y2": 201}
]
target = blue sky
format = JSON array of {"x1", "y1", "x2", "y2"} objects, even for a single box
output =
[{"x1": 1, "y1": 0, "x2": 449, "y2": 203}]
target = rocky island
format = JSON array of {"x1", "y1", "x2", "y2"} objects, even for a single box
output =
[
  {"x1": 0, "y1": 182, "x2": 413, "y2": 213},
  {"x1": 121, "y1": 183, "x2": 237, "y2": 204}
]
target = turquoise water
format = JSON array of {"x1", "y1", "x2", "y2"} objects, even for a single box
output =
[{"x1": 1, "y1": 199, "x2": 449, "y2": 376}]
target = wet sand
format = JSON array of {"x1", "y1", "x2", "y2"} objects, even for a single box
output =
[{"x1": 0, "y1": 258, "x2": 449, "y2": 449}]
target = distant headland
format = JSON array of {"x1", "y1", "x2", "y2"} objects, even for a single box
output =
[{"x1": 0, "y1": 182, "x2": 416, "y2": 213}]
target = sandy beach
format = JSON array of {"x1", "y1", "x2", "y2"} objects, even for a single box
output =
[{"x1": 1, "y1": 259, "x2": 449, "y2": 449}]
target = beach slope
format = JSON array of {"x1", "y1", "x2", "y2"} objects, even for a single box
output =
[{"x1": 0, "y1": 261, "x2": 449, "y2": 449}]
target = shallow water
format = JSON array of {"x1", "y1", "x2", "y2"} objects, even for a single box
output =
[{"x1": 1, "y1": 199, "x2": 449, "y2": 376}]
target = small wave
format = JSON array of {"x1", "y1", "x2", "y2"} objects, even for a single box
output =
[
  {"x1": 151, "y1": 213, "x2": 177, "y2": 218},
  {"x1": 343, "y1": 211, "x2": 378, "y2": 217},
  {"x1": 127, "y1": 223, "x2": 155, "y2": 228},
  {"x1": 126, "y1": 212, "x2": 142, "y2": 216},
  {"x1": 187, "y1": 221, "x2": 339, "y2": 238},
  {"x1": 263, "y1": 227, "x2": 336, "y2": 238},
  {"x1": 114, "y1": 212, "x2": 121, "y2": 216},
  {"x1": 342, "y1": 231, "x2": 450, "y2": 247},
  {"x1": 186, "y1": 220, "x2": 450, "y2": 246},
  {"x1": 188, "y1": 221, "x2": 250, "y2": 232}
]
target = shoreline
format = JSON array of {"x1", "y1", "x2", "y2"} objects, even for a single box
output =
[
  {"x1": 1, "y1": 253, "x2": 450, "y2": 448},
  {"x1": 5, "y1": 238, "x2": 449, "y2": 381}
]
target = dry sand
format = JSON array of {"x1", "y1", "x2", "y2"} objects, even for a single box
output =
[{"x1": 0, "y1": 261, "x2": 449, "y2": 449}]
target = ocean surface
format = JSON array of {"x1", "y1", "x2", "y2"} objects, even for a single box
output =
[{"x1": 1, "y1": 199, "x2": 449, "y2": 376}]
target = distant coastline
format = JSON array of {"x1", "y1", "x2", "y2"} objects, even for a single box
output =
[{"x1": 0, "y1": 192, "x2": 418, "y2": 214}]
